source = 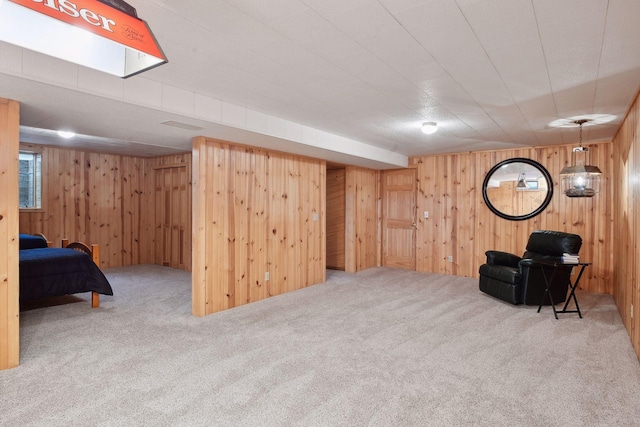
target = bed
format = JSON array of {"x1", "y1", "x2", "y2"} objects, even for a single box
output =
[
  {"x1": 19, "y1": 239, "x2": 113, "y2": 308},
  {"x1": 19, "y1": 233, "x2": 50, "y2": 249}
]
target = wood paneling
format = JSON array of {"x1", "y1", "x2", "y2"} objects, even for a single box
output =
[
  {"x1": 345, "y1": 166, "x2": 380, "y2": 273},
  {"x1": 192, "y1": 137, "x2": 326, "y2": 316},
  {"x1": 410, "y1": 142, "x2": 614, "y2": 293},
  {"x1": 613, "y1": 90, "x2": 640, "y2": 361},
  {"x1": 0, "y1": 98, "x2": 20, "y2": 370},
  {"x1": 326, "y1": 166, "x2": 379, "y2": 273},
  {"x1": 19, "y1": 146, "x2": 191, "y2": 270},
  {"x1": 326, "y1": 168, "x2": 345, "y2": 270}
]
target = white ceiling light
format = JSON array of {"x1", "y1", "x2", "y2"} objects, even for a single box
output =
[
  {"x1": 421, "y1": 122, "x2": 438, "y2": 135},
  {"x1": 57, "y1": 130, "x2": 76, "y2": 139}
]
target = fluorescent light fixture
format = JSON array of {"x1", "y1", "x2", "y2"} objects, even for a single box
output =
[
  {"x1": 57, "y1": 130, "x2": 76, "y2": 139},
  {"x1": 421, "y1": 122, "x2": 438, "y2": 135},
  {"x1": 0, "y1": 0, "x2": 167, "y2": 78}
]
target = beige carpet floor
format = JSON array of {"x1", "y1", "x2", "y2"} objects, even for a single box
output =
[{"x1": 1, "y1": 265, "x2": 639, "y2": 426}]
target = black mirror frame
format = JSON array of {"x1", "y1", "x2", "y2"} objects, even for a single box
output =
[{"x1": 482, "y1": 157, "x2": 554, "y2": 221}]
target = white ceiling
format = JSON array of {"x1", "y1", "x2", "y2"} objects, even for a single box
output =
[{"x1": 1, "y1": 0, "x2": 640, "y2": 169}]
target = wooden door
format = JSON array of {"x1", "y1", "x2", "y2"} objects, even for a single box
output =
[
  {"x1": 382, "y1": 168, "x2": 416, "y2": 269},
  {"x1": 155, "y1": 165, "x2": 189, "y2": 269}
]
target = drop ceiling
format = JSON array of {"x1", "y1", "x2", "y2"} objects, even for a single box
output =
[{"x1": 1, "y1": 0, "x2": 639, "y2": 169}]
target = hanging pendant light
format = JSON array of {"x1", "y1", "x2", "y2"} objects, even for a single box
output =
[
  {"x1": 515, "y1": 173, "x2": 528, "y2": 190},
  {"x1": 559, "y1": 119, "x2": 602, "y2": 197}
]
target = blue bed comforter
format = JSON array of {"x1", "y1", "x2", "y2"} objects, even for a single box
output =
[
  {"x1": 19, "y1": 248, "x2": 113, "y2": 302},
  {"x1": 19, "y1": 234, "x2": 48, "y2": 250}
]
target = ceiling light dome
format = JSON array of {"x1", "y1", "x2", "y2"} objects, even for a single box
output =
[
  {"x1": 421, "y1": 122, "x2": 438, "y2": 135},
  {"x1": 57, "y1": 130, "x2": 76, "y2": 139}
]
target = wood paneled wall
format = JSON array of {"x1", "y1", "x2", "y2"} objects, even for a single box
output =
[
  {"x1": 0, "y1": 98, "x2": 20, "y2": 371},
  {"x1": 192, "y1": 137, "x2": 326, "y2": 316},
  {"x1": 410, "y1": 142, "x2": 614, "y2": 294},
  {"x1": 19, "y1": 146, "x2": 191, "y2": 270},
  {"x1": 345, "y1": 166, "x2": 380, "y2": 273},
  {"x1": 613, "y1": 90, "x2": 640, "y2": 360},
  {"x1": 326, "y1": 168, "x2": 346, "y2": 270}
]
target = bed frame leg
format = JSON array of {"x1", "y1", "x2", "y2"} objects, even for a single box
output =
[{"x1": 91, "y1": 292, "x2": 100, "y2": 308}]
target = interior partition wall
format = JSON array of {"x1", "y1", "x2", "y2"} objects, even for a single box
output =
[{"x1": 0, "y1": 98, "x2": 20, "y2": 371}]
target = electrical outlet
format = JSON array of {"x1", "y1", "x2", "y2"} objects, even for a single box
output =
[
  {"x1": 424, "y1": 211, "x2": 429, "y2": 219},
  {"x1": 265, "y1": 272, "x2": 270, "y2": 281},
  {"x1": 447, "y1": 255, "x2": 453, "y2": 263},
  {"x1": 313, "y1": 212, "x2": 319, "y2": 221}
]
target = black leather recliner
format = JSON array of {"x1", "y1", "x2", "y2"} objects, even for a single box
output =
[{"x1": 479, "y1": 230, "x2": 582, "y2": 305}]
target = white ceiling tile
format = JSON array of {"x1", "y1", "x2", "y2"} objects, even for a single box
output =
[
  {"x1": 194, "y1": 95, "x2": 223, "y2": 123},
  {"x1": 553, "y1": 91, "x2": 600, "y2": 121},
  {"x1": 301, "y1": 125, "x2": 321, "y2": 145},
  {"x1": 216, "y1": 17, "x2": 289, "y2": 50},
  {"x1": 77, "y1": 68, "x2": 124, "y2": 100},
  {"x1": 246, "y1": 109, "x2": 269, "y2": 133},
  {"x1": 328, "y1": 1, "x2": 401, "y2": 41},
  {"x1": 21, "y1": 50, "x2": 78, "y2": 88},
  {"x1": 162, "y1": 85, "x2": 195, "y2": 116},
  {"x1": 517, "y1": 94, "x2": 560, "y2": 130},
  {"x1": 455, "y1": 0, "x2": 492, "y2": 7},
  {"x1": 535, "y1": 0, "x2": 608, "y2": 91},
  {"x1": 484, "y1": 104, "x2": 536, "y2": 145},
  {"x1": 594, "y1": 74, "x2": 639, "y2": 121},
  {"x1": 273, "y1": 7, "x2": 336, "y2": 45},
  {"x1": 459, "y1": 0, "x2": 538, "y2": 50},
  {"x1": 0, "y1": 41, "x2": 23, "y2": 75},
  {"x1": 150, "y1": 0, "x2": 244, "y2": 33},
  {"x1": 284, "y1": 120, "x2": 303, "y2": 141},
  {"x1": 486, "y1": 39, "x2": 550, "y2": 101},
  {"x1": 222, "y1": 102, "x2": 247, "y2": 127},
  {"x1": 302, "y1": 0, "x2": 370, "y2": 18},
  {"x1": 123, "y1": 78, "x2": 162, "y2": 109},
  {"x1": 377, "y1": 0, "x2": 432, "y2": 15},
  {"x1": 267, "y1": 115, "x2": 288, "y2": 138},
  {"x1": 232, "y1": 0, "x2": 309, "y2": 25},
  {"x1": 599, "y1": 0, "x2": 640, "y2": 75},
  {"x1": 359, "y1": 24, "x2": 425, "y2": 63},
  {"x1": 302, "y1": 32, "x2": 366, "y2": 63},
  {"x1": 396, "y1": 0, "x2": 478, "y2": 55}
]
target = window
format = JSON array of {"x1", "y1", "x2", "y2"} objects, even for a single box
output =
[{"x1": 19, "y1": 151, "x2": 42, "y2": 209}]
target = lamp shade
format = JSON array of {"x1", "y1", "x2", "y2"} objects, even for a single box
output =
[
  {"x1": 515, "y1": 173, "x2": 528, "y2": 190},
  {"x1": 559, "y1": 164, "x2": 602, "y2": 197},
  {"x1": 559, "y1": 119, "x2": 603, "y2": 198},
  {"x1": 0, "y1": 0, "x2": 167, "y2": 78}
]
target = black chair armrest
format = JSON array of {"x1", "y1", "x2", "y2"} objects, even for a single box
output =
[
  {"x1": 519, "y1": 256, "x2": 563, "y2": 267},
  {"x1": 485, "y1": 251, "x2": 521, "y2": 267}
]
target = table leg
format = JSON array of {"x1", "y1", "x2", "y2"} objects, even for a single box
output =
[
  {"x1": 558, "y1": 265, "x2": 587, "y2": 318},
  {"x1": 537, "y1": 264, "x2": 559, "y2": 319}
]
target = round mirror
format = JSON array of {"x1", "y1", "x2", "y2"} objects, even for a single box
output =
[{"x1": 482, "y1": 158, "x2": 553, "y2": 221}]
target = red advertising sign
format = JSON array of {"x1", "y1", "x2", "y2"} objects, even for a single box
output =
[{"x1": 9, "y1": 0, "x2": 165, "y2": 59}]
